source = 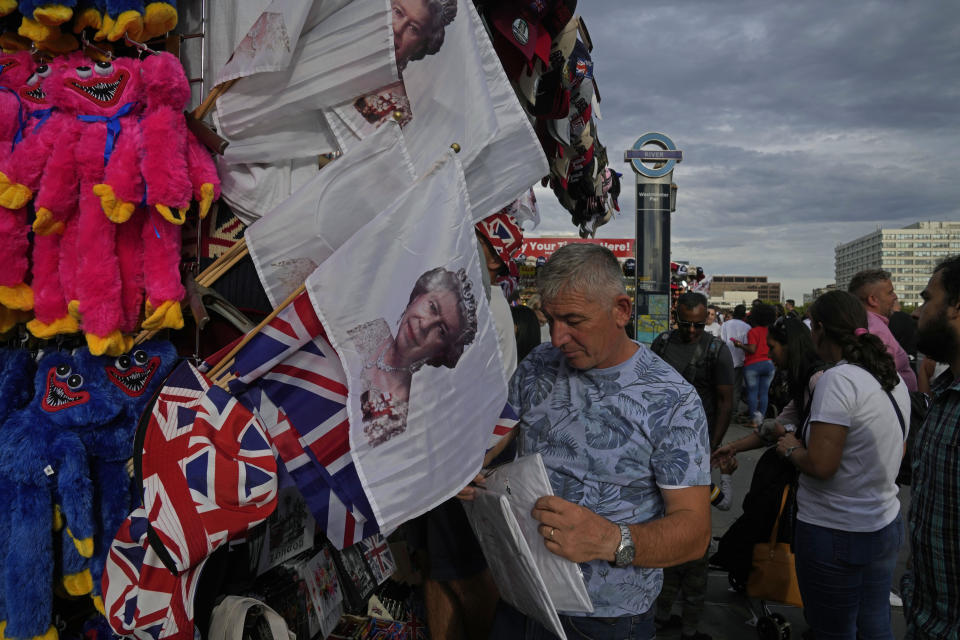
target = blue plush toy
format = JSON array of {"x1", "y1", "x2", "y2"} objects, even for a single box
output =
[
  {"x1": 0, "y1": 350, "x2": 121, "y2": 640},
  {"x1": 71, "y1": 340, "x2": 177, "y2": 613},
  {"x1": 16, "y1": 0, "x2": 77, "y2": 26},
  {"x1": 72, "y1": 0, "x2": 105, "y2": 33},
  {"x1": 0, "y1": 348, "x2": 36, "y2": 424},
  {"x1": 94, "y1": 0, "x2": 176, "y2": 41}
]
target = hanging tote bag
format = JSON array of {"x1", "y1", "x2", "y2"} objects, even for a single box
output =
[{"x1": 746, "y1": 486, "x2": 803, "y2": 608}]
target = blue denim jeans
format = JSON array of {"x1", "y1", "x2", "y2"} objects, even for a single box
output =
[
  {"x1": 489, "y1": 600, "x2": 656, "y2": 640},
  {"x1": 743, "y1": 359, "x2": 775, "y2": 418},
  {"x1": 794, "y1": 513, "x2": 904, "y2": 640}
]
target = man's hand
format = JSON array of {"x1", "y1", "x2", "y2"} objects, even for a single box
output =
[
  {"x1": 531, "y1": 495, "x2": 619, "y2": 563},
  {"x1": 456, "y1": 473, "x2": 486, "y2": 502}
]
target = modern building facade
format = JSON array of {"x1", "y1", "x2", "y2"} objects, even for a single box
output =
[
  {"x1": 803, "y1": 283, "x2": 837, "y2": 305},
  {"x1": 835, "y1": 221, "x2": 960, "y2": 307},
  {"x1": 710, "y1": 275, "x2": 781, "y2": 302}
]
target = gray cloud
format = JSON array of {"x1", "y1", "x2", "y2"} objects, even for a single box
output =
[{"x1": 530, "y1": 1, "x2": 960, "y2": 300}]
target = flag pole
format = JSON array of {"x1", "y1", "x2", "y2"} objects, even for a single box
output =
[
  {"x1": 206, "y1": 283, "x2": 307, "y2": 381},
  {"x1": 192, "y1": 79, "x2": 237, "y2": 120}
]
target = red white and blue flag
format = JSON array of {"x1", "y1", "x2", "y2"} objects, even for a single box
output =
[
  {"x1": 490, "y1": 403, "x2": 519, "y2": 452},
  {"x1": 104, "y1": 508, "x2": 208, "y2": 640},
  {"x1": 227, "y1": 290, "x2": 379, "y2": 548},
  {"x1": 140, "y1": 361, "x2": 278, "y2": 573}
]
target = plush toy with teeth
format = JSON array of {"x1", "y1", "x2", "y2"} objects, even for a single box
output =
[
  {"x1": 91, "y1": 0, "x2": 176, "y2": 42},
  {"x1": 72, "y1": 0, "x2": 104, "y2": 33},
  {"x1": 0, "y1": 54, "x2": 74, "y2": 317},
  {"x1": 71, "y1": 340, "x2": 176, "y2": 612},
  {"x1": 0, "y1": 350, "x2": 120, "y2": 640},
  {"x1": 140, "y1": 0, "x2": 176, "y2": 40},
  {"x1": 0, "y1": 51, "x2": 37, "y2": 315},
  {"x1": 0, "y1": 53, "x2": 86, "y2": 340},
  {"x1": 29, "y1": 56, "x2": 144, "y2": 355},
  {"x1": 0, "y1": 51, "x2": 35, "y2": 161},
  {"x1": 0, "y1": 348, "x2": 35, "y2": 424},
  {"x1": 16, "y1": 0, "x2": 76, "y2": 28},
  {"x1": 95, "y1": 51, "x2": 218, "y2": 332}
]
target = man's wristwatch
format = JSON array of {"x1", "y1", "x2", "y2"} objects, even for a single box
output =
[
  {"x1": 784, "y1": 445, "x2": 800, "y2": 458},
  {"x1": 611, "y1": 523, "x2": 635, "y2": 568}
]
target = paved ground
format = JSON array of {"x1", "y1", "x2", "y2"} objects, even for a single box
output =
[{"x1": 655, "y1": 421, "x2": 909, "y2": 639}]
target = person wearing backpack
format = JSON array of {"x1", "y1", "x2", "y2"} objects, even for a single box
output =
[
  {"x1": 652, "y1": 292, "x2": 735, "y2": 451},
  {"x1": 651, "y1": 292, "x2": 734, "y2": 640},
  {"x1": 775, "y1": 290, "x2": 909, "y2": 640}
]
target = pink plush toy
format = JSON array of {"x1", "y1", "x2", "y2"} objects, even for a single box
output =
[
  {"x1": 18, "y1": 55, "x2": 94, "y2": 342},
  {"x1": 0, "y1": 51, "x2": 37, "y2": 313},
  {"x1": 0, "y1": 54, "x2": 86, "y2": 323},
  {"x1": 93, "y1": 120, "x2": 150, "y2": 335},
  {"x1": 73, "y1": 57, "x2": 143, "y2": 355},
  {"x1": 0, "y1": 51, "x2": 35, "y2": 161},
  {"x1": 96, "y1": 51, "x2": 220, "y2": 332},
  {"x1": 28, "y1": 56, "x2": 143, "y2": 355}
]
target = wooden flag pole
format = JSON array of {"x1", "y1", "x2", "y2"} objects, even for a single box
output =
[
  {"x1": 206, "y1": 283, "x2": 307, "y2": 381},
  {"x1": 192, "y1": 79, "x2": 237, "y2": 120},
  {"x1": 196, "y1": 239, "x2": 250, "y2": 287}
]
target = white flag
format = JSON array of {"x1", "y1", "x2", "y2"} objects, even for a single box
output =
[
  {"x1": 218, "y1": 111, "x2": 339, "y2": 165},
  {"x1": 325, "y1": 0, "x2": 548, "y2": 221},
  {"x1": 218, "y1": 156, "x2": 322, "y2": 227},
  {"x1": 305, "y1": 152, "x2": 506, "y2": 534},
  {"x1": 246, "y1": 121, "x2": 416, "y2": 307},
  {"x1": 214, "y1": 0, "x2": 400, "y2": 222},
  {"x1": 216, "y1": 0, "x2": 397, "y2": 136}
]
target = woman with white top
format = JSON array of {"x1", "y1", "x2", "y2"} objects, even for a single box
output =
[{"x1": 776, "y1": 290, "x2": 909, "y2": 640}]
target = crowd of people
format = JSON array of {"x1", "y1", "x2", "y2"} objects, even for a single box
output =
[{"x1": 416, "y1": 240, "x2": 959, "y2": 640}]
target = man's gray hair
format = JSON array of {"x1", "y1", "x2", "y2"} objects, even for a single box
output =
[
  {"x1": 848, "y1": 269, "x2": 891, "y2": 300},
  {"x1": 537, "y1": 244, "x2": 627, "y2": 303}
]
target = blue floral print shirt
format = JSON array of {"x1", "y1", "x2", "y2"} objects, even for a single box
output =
[{"x1": 509, "y1": 342, "x2": 711, "y2": 617}]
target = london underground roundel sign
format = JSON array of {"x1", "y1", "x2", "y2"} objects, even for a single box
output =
[{"x1": 624, "y1": 133, "x2": 682, "y2": 178}]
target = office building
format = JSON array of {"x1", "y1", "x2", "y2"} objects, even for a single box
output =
[
  {"x1": 835, "y1": 221, "x2": 960, "y2": 307},
  {"x1": 803, "y1": 284, "x2": 837, "y2": 306},
  {"x1": 710, "y1": 275, "x2": 781, "y2": 302}
]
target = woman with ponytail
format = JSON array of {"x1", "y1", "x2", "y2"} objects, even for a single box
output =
[{"x1": 776, "y1": 290, "x2": 909, "y2": 639}]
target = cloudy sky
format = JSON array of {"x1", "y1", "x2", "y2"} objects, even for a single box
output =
[{"x1": 528, "y1": 1, "x2": 960, "y2": 301}]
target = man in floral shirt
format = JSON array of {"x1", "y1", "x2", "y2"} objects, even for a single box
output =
[{"x1": 484, "y1": 244, "x2": 712, "y2": 640}]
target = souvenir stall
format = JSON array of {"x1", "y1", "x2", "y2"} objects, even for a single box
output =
[{"x1": 0, "y1": 1, "x2": 616, "y2": 639}]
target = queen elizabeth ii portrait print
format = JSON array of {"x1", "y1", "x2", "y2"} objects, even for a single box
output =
[{"x1": 347, "y1": 267, "x2": 478, "y2": 446}]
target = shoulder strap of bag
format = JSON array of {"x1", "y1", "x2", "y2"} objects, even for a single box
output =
[
  {"x1": 797, "y1": 363, "x2": 832, "y2": 439},
  {"x1": 678, "y1": 334, "x2": 712, "y2": 384},
  {"x1": 651, "y1": 331, "x2": 670, "y2": 357},
  {"x1": 885, "y1": 389, "x2": 906, "y2": 439},
  {"x1": 768, "y1": 486, "x2": 791, "y2": 545},
  {"x1": 704, "y1": 335, "x2": 723, "y2": 369},
  {"x1": 847, "y1": 363, "x2": 907, "y2": 440}
]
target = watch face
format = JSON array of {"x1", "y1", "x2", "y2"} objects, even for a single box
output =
[{"x1": 614, "y1": 524, "x2": 635, "y2": 567}]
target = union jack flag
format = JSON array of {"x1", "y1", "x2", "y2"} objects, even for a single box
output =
[
  {"x1": 227, "y1": 290, "x2": 378, "y2": 548},
  {"x1": 139, "y1": 361, "x2": 278, "y2": 573},
  {"x1": 103, "y1": 508, "x2": 208, "y2": 640},
  {"x1": 489, "y1": 403, "x2": 519, "y2": 451},
  {"x1": 359, "y1": 533, "x2": 395, "y2": 584}
]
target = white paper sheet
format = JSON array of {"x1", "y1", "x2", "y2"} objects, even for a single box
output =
[
  {"x1": 465, "y1": 490, "x2": 567, "y2": 640},
  {"x1": 481, "y1": 454, "x2": 594, "y2": 613}
]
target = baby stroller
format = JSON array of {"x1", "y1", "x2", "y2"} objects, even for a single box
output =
[{"x1": 710, "y1": 447, "x2": 803, "y2": 640}]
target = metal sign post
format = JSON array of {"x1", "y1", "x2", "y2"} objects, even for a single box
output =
[{"x1": 624, "y1": 133, "x2": 682, "y2": 344}]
